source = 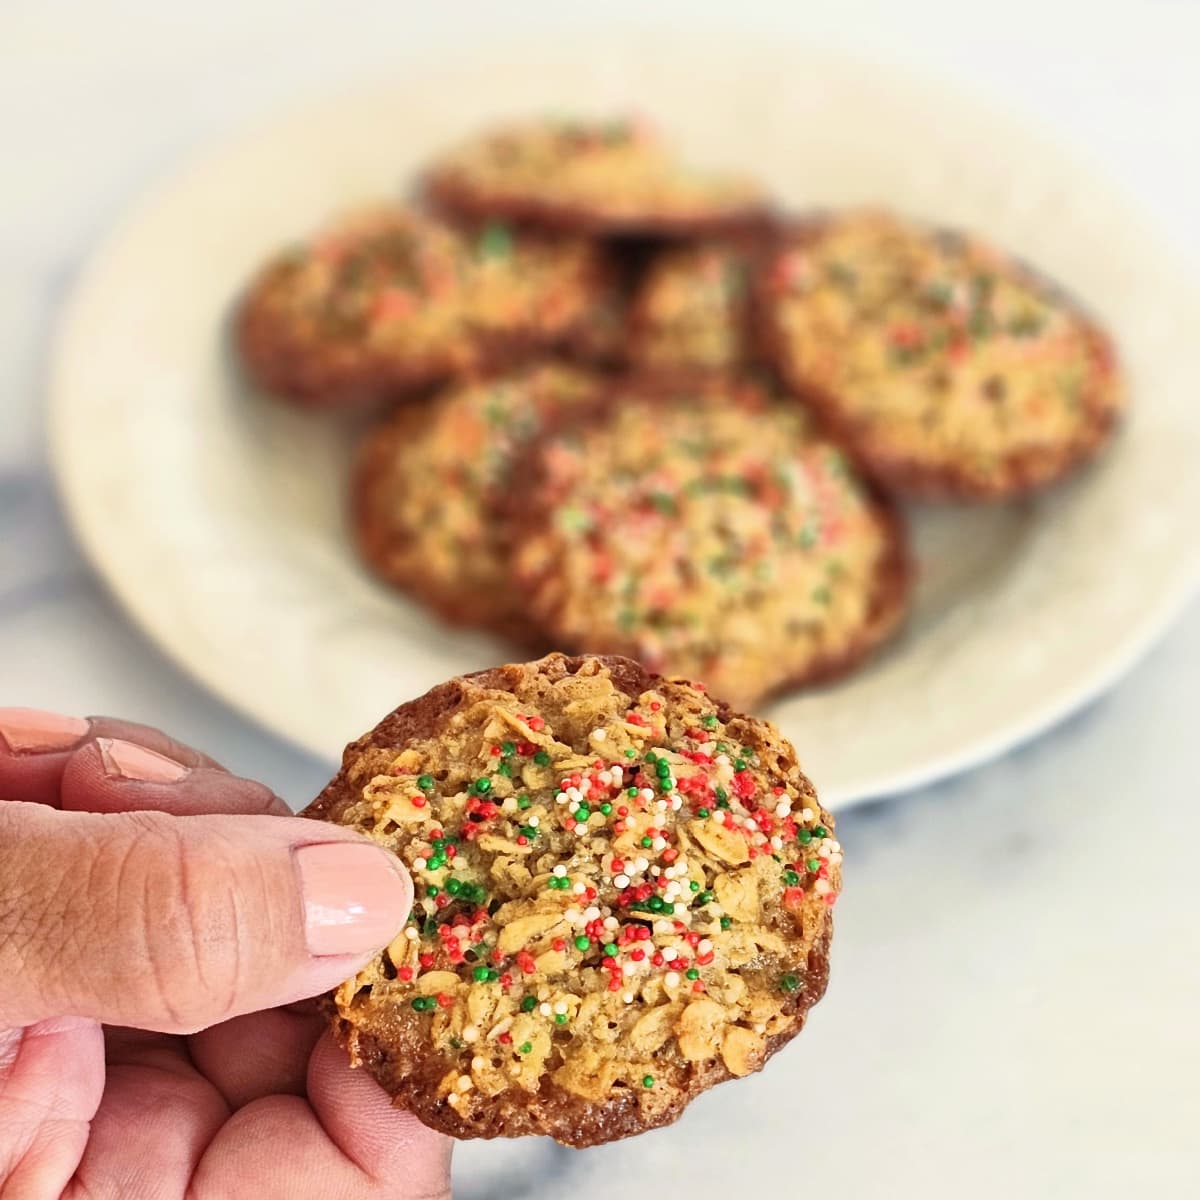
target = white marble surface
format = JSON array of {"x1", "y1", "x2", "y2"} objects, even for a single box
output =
[{"x1": 3, "y1": 3, "x2": 1199, "y2": 1196}]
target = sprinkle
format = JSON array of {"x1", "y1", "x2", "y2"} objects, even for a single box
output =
[
  {"x1": 539, "y1": 1003, "x2": 552, "y2": 1017},
  {"x1": 520, "y1": 996, "x2": 537, "y2": 1013},
  {"x1": 534, "y1": 751, "x2": 551, "y2": 766},
  {"x1": 591, "y1": 728, "x2": 607, "y2": 742},
  {"x1": 614, "y1": 874, "x2": 630, "y2": 889},
  {"x1": 665, "y1": 972, "x2": 681, "y2": 988},
  {"x1": 642, "y1": 1075, "x2": 655, "y2": 1088},
  {"x1": 417, "y1": 775, "x2": 434, "y2": 790},
  {"x1": 412, "y1": 857, "x2": 427, "y2": 871},
  {"x1": 472, "y1": 1056, "x2": 486, "y2": 1072},
  {"x1": 456, "y1": 1076, "x2": 473, "y2": 1093},
  {"x1": 623, "y1": 992, "x2": 635, "y2": 1004},
  {"x1": 462, "y1": 1025, "x2": 479, "y2": 1042},
  {"x1": 553, "y1": 865, "x2": 567, "y2": 877}
]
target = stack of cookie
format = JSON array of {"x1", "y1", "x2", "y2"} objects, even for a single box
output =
[{"x1": 237, "y1": 117, "x2": 1124, "y2": 709}]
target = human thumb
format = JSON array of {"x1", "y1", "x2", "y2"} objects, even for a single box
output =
[{"x1": 0, "y1": 800, "x2": 410, "y2": 1033}]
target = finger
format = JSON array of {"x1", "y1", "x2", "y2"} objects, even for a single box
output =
[
  {"x1": 188, "y1": 1005, "x2": 326, "y2": 1108},
  {"x1": 187, "y1": 1036, "x2": 452, "y2": 1200},
  {"x1": 307, "y1": 1032, "x2": 453, "y2": 1197},
  {"x1": 60, "y1": 739, "x2": 289, "y2": 816},
  {"x1": 0, "y1": 801, "x2": 412, "y2": 1033},
  {"x1": 0, "y1": 708, "x2": 228, "y2": 809}
]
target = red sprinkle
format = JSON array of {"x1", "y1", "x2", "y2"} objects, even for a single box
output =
[
  {"x1": 552, "y1": 938, "x2": 567, "y2": 953},
  {"x1": 436, "y1": 993, "x2": 454, "y2": 1009},
  {"x1": 398, "y1": 966, "x2": 414, "y2": 982}
]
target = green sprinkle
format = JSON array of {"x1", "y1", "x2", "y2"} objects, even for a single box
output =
[
  {"x1": 600, "y1": 803, "x2": 613, "y2": 815},
  {"x1": 642, "y1": 1075, "x2": 655, "y2": 1088},
  {"x1": 574, "y1": 935, "x2": 591, "y2": 951},
  {"x1": 518, "y1": 795, "x2": 532, "y2": 810},
  {"x1": 644, "y1": 751, "x2": 657, "y2": 763},
  {"x1": 696, "y1": 807, "x2": 710, "y2": 818},
  {"x1": 533, "y1": 751, "x2": 551, "y2": 767},
  {"x1": 474, "y1": 777, "x2": 491, "y2": 794},
  {"x1": 624, "y1": 748, "x2": 636, "y2": 759},
  {"x1": 734, "y1": 759, "x2": 748, "y2": 772},
  {"x1": 660, "y1": 902, "x2": 675, "y2": 915},
  {"x1": 798, "y1": 830, "x2": 813, "y2": 845},
  {"x1": 696, "y1": 890, "x2": 713, "y2": 904},
  {"x1": 641, "y1": 836, "x2": 653, "y2": 848},
  {"x1": 479, "y1": 221, "x2": 512, "y2": 259},
  {"x1": 449, "y1": 1037, "x2": 462, "y2": 1049},
  {"x1": 554, "y1": 1013, "x2": 568, "y2": 1025},
  {"x1": 720, "y1": 916, "x2": 732, "y2": 930},
  {"x1": 627, "y1": 786, "x2": 639, "y2": 797},
  {"x1": 427, "y1": 886, "x2": 440, "y2": 898},
  {"x1": 576, "y1": 805, "x2": 591, "y2": 820},
  {"x1": 715, "y1": 787, "x2": 728, "y2": 804},
  {"x1": 519, "y1": 1041, "x2": 533, "y2": 1055},
  {"x1": 446, "y1": 877, "x2": 463, "y2": 896},
  {"x1": 685, "y1": 968, "x2": 700, "y2": 981},
  {"x1": 779, "y1": 973, "x2": 800, "y2": 994},
  {"x1": 702, "y1": 715, "x2": 719, "y2": 730},
  {"x1": 689, "y1": 880, "x2": 701, "y2": 893},
  {"x1": 656, "y1": 760, "x2": 671, "y2": 776},
  {"x1": 807, "y1": 859, "x2": 820, "y2": 873},
  {"x1": 783, "y1": 870, "x2": 800, "y2": 887},
  {"x1": 603, "y1": 942, "x2": 618, "y2": 957},
  {"x1": 498, "y1": 762, "x2": 513, "y2": 778},
  {"x1": 411, "y1": 997, "x2": 432, "y2": 1012},
  {"x1": 521, "y1": 995, "x2": 537, "y2": 1013},
  {"x1": 519, "y1": 826, "x2": 538, "y2": 840},
  {"x1": 417, "y1": 774, "x2": 434, "y2": 790},
  {"x1": 501, "y1": 741, "x2": 515, "y2": 756},
  {"x1": 814, "y1": 826, "x2": 828, "y2": 838},
  {"x1": 473, "y1": 965, "x2": 490, "y2": 982}
]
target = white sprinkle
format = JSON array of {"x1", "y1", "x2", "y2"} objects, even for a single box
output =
[
  {"x1": 564, "y1": 908, "x2": 581, "y2": 924},
  {"x1": 568, "y1": 800, "x2": 580, "y2": 814},
  {"x1": 623, "y1": 992, "x2": 635, "y2": 1004},
  {"x1": 567, "y1": 788, "x2": 582, "y2": 803},
  {"x1": 597, "y1": 771, "x2": 612, "y2": 786},
  {"x1": 555, "y1": 793, "x2": 569, "y2": 805},
  {"x1": 675, "y1": 860, "x2": 689, "y2": 874},
  {"x1": 510, "y1": 1065, "x2": 522, "y2": 1077},
  {"x1": 650, "y1": 865, "x2": 662, "y2": 877},
  {"x1": 622, "y1": 961, "x2": 637, "y2": 976},
  {"x1": 553, "y1": 864, "x2": 567, "y2": 877},
  {"x1": 554, "y1": 1000, "x2": 569, "y2": 1014},
  {"x1": 815, "y1": 879, "x2": 832, "y2": 895},
  {"x1": 818, "y1": 843, "x2": 830, "y2": 858},
  {"x1": 801, "y1": 807, "x2": 814, "y2": 821},
  {"x1": 830, "y1": 840, "x2": 842, "y2": 853},
  {"x1": 753, "y1": 1023, "x2": 766, "y2": 1035},
  {"x1": 665, "y1": 972, "x2": 681, "y2": 988},
  {"x1": 572, "y1": 881, "x2": 586, "y2": 894},
  {"x1": 770, "y1": 835, "x2": 784, "y2": 851},
  {"x1": 670, "y1": 796, "x2": 683, "y2": 811},
  {"x1": 448, "y1": 1092, "x2": 462, "y2": 1107},
  {"x1": 635, "y1": 857, "x2": 650, "y2": 873},
  {"x1": 614, "y1": 874, "x2": 630, "y2": 889},
  {"x1": 603, "y1": 916, "x2": 619, "y2": 930},
  {"x1": 579, "y1": 779, "x2": 591, "y2": 795},
  {"x1": 656, "y1": 799, "x2": 668, "y2": 812},
  {"x1": 715, "y1": 754, "x2": 731, "y2": 766},
  {"x1": 698, "y1": 939, "x2": 713, "y2": 954},
  {"x1": 456, "y1": 1076, "x2": 473, "y2": 1093},
  {"x1": 640, "y1": 788, "x2": 655, "y2": 803},
  {"x1": 412, "y1": 857, "x2": 427, "y2": 871},
  {"x1": 472, "y1": 1056, "x2": 486, "y2": 1072},
  {"x1": 662, "y1": 946, "x2": 678, "y2": 962},
  {"x1": 663, "y1": 866, "x2": 677, "y2": 880},
  {"x1": 404, "y1": 927, "x2": 419, "y2": 941},
  {"x1": 527, "y1": 815, "x2": 540, "y2": 827},
  {"x1": 591, "y1": 728, "x2": 607, "y2": 742},
  {"x1": 462, "y1": 1025, "x2": 479, "y2": 1043},
  {"x1": 775, "y1": 800, "x2": 792, "y2": 817},
  {"x1": 654, "y1": 920, "x2": 674, "y2": 935},
  {"x1": 652, "y1": 836, "x2": 668, "y2": 851},
  {"x1": 584, "y1": 905, "x2": 601, "y2": 921},
  {"x1": 539, "y1": 1003, "x2": 552, "y2": 1017},
  {"x1": 611, "y1": 768, "x2": 623, "y2": 786}
]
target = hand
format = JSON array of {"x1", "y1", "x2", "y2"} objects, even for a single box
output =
[{"x1": 0, "y1": 709, "x2": 452, "y2": 1199}]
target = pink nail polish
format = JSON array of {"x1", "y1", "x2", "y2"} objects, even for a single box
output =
[
  {"x1": 96, "y1": 737, "x2": 189, "y2": 783},
  {"x1": 0, "y1": 708, "x2": 89, "y2": 753},
  {"x1": 295, "y1": 842, "x2": 412, "y2": 957}
]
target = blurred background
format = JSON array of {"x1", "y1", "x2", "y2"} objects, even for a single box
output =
[{"x1": 3, "y1": 2, "x2": 1199, "y2": 1197}]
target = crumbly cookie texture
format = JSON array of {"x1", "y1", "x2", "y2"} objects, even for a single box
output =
[
  {"x1": 510, "y1": 378, "x2": 908, "y2": 708},
  {"x1": 238, "y1": 206, "x2": 610, "y2": 406},
  {"x1": 759, "y1": 211, "x2": 1124, "y2": 498},
  {"x1": 631, "y1": 241, "x2": 754, "y2": 374},
  {"x1": 303, "y1": 654, "x2": 840, "y2": 1147},
  {"x1": 425, "y1": 117, "x2": 768, "y2": 236},
  {"x1": 353, "y1": 364, "x2": 603, "y2": 631}
]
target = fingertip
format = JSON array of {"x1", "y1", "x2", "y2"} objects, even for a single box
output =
[{"x1": 306, "y1": 1031, "x2": 453, "y2": 1194}]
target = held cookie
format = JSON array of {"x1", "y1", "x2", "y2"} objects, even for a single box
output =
[
  {"x1": 758, "y1": 211, "x2": 1125, "y2": 499},
  {"x1": 353, "y1": 364, "x2": 602, "y2": 632},
  {"x1": 425, "y1": 117, "x2": 769, "y2": 237},
  {"x1": 237, "y1": 206, "x2": 611, "y2": 407},
  {"x1": 302, "y1": 653, "x2": 841, "y2": 1146},
  {"x1": 509, "y1": 377, "x2": 909, "y2": 708},
  {"x1": 629, "y1": 241, "x2": 758, "y2": 375}
]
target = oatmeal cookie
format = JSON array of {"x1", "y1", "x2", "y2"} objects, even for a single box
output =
[
  {"x1": 238, "y1": 206, "x2": 611, "y2": 407},
  {"x1": 425, "y1": 118, "x2": 769, "y2": 237},
  {"x1": 302, "y1": 653, "x2": 841, "y2": 1146},
  {"x1": 758, "y1": 211, "x2": 1124, "y2": 498},
  {"x1": 509, "y1": 376, "x2": 909, "y2": 708}
]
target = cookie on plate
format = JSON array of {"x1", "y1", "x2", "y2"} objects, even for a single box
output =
[
  {"x1": 425, "y1": 117, "x2": 769, "y2": 237},
  {"x1": 353, "y1": 363, "x2": 602, "y2": 632},
  {"x1": 758, "y1": 211, "x2": 1125, "y2": 499},
  {"x1": 237, "y1": 206, "x2": 612, "y2": 407},
  {"x1": 302, "y1": 652, "x2": 841, "y2": 1146},
  {"x1": 509, "y1": 376, "x2": 909, "y2": 708},
  {"x1": 629, "y1": 240, "x2": 759, "y2": 374}
]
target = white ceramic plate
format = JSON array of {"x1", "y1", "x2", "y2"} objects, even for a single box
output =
[{"x1": 48, "y1": 42, "x2": 1200, "y2": 808}]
